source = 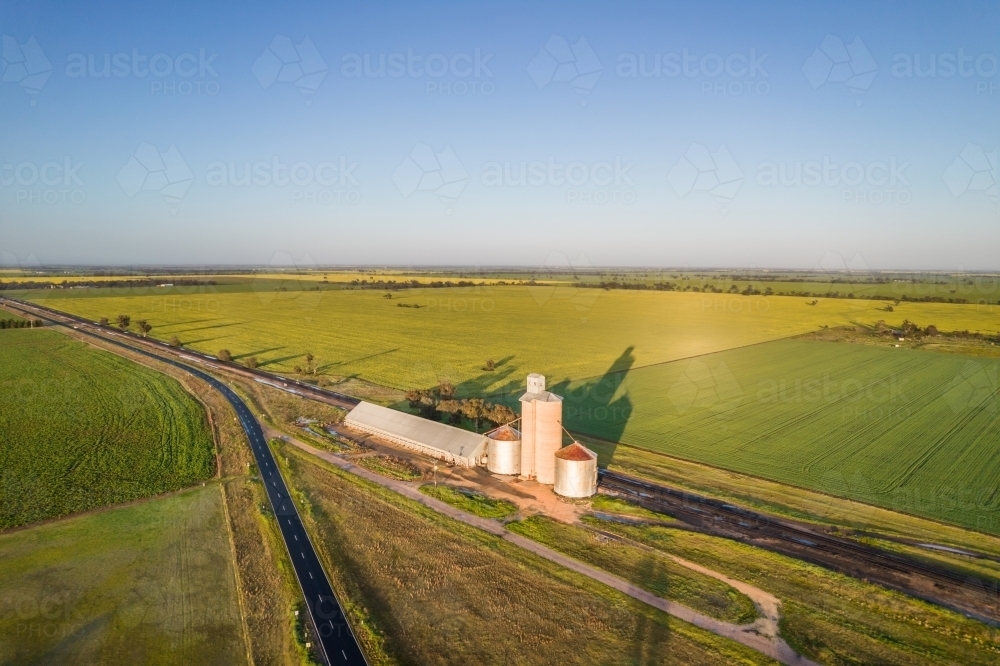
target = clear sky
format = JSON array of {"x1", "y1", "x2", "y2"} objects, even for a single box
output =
[{"x1": 2, "y1": 0, "x2": 998, "y2": 269}]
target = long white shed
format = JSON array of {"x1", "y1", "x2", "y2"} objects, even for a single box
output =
[{"x1": 344, "y1": 401, "x2": 488, "y2": 467}]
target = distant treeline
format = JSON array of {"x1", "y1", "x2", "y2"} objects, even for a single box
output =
[
  {"x1": 717, "y1": 274, "x2": 892, "y2": 284},
  {"x1": 576, "y1": 281, "x2": 973, "y2": 303},
  {"x1": 781, "y1": 291, "x2": 970, "y2": 304},
  {"x1": 579, "y1": 281, "x2": 682, "y2": 291},
  {"x1": 0, "y1": 318, "x2": 43, "y2": 328},
  {"x1": 350, "y1": 279, "x2": 484, "y2": 290},
  {"x1": 880, "y1": 320, "x2": 998, "y2": 341},
  {"x1": 0, "y1": 278, "x2": 216, "y2": 290},
  {"x1": 578, "y1": 281, "x2": 766, "y2": 295}
]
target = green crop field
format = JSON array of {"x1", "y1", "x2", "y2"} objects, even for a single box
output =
[
  {"x1": 0, "y1": 307, "x2": 27, "y2": 323},
  {"x1": 22, "y1": 285, "x2": 1000, "y2": 397},
  {"x1": 0, "y1": 485, "x2": 248, "y2": 665},
  {"x1": 0, "y1": 329, "x2": 215, "y2": 529},
  {"x1": 560, "y1": 338, "x2": 1000, "y2": 533}
]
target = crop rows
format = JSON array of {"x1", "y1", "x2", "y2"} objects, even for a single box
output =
[
  {"x1": 0, "y1": 329, "x2": 215, "y2": 529},
  {"x1": 564, "y1": 339, "x2": 1000, "y2": 533},
  {"x1": 24, "y1": 285, "x2": 986, "y2": 395}
]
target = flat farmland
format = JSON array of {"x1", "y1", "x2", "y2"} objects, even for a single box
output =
[
  {"x1": 0, "y1": 329, "x2": 215, "y2": 529},
  {"x1": 24, "y1": 285, "x2": 994, "y2": 395},
  {"x1": 0, "y1": 485, "x2": 247, "y2": 665},
  {"x1": 562, "y1": 339, "x2": 1000, "y2": 533},
  {"x1": 0, "y1": 307, "x2": 27, "y2": 323},
  {"x1": 277, "y1": 444, "x2": 774, "y2": 665}
]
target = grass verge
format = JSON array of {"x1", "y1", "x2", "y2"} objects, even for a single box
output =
[
  {"x1": 0, "y1": 485, "x2": 247, "y2": 665},
  {"x1": 419, "y1": 484, "x2": 518, "y2": 519},
  {"x1": 274, "y1": 442, "x2": 778, "y2": 665},
  {"x1": 508, "y1": 515, "x2": 759, "y2": 625},
  {"x1": 589, "y1": 517, "x2": 1000, "y2": 665}
]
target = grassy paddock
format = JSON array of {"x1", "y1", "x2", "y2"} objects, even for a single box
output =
[
  {"x1": 589, "y1": 518, "x2": 1000, "y2": 665},
  {"x1": 352, "y1": 454, "x2": 421, "y2": 481},
  {"x1": 276, "y1": 444, "x2": 776, "y2": 665},
  {"x1": 23, "y1": 286, "x2": 950, "y2": 395},
  {"x1": 0, "y1": 485, "x2": 247, "y2": 665},
  {"x1": 508, "y1": 515, "x2": 759, "y2": 625},
  {"x1": 419, "y1": 484, "x2": 518, "y2": 519},
  {"x1": 590, "y1": 494, "x2": 678, "y2": 523},
  {"x1": 26, "y1": 326, "x2": 314, "y2": 666},
  {"x1": 0, "y1": 329, "x2": 215, "y2": 529},
  {"x1": 586, "y1": 439, "x2": 1000, "y2": 560},
  {"x1": 566, "y1": 338, "x2": 1000, "y2": 533}
]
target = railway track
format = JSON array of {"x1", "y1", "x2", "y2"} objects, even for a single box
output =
[{"x1": 599, "y1": 469, "x2": 1000, "y2": 624}]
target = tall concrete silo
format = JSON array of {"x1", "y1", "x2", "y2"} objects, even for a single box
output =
[{"x1": 519, "y1": 373, "x2": 563, "y2": 484}]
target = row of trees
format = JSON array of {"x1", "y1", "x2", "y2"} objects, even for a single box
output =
[
  {"x1": 0, "y1": 278, "x2": 214, "y2": 290},
  {"x1": 98, "y1": 315, "x2": 152, "y2": 336},
  {"x1": 0, "y1": 318, "x2": 42, "y2": 328},
  {"x1": 350, "y1": 278, "x2": 481, "y2": 290},
  {"x1": 217, "y1": 349, "x2": 259, "y2": 369},
  {"x1": 406, "y1": 382, "x2": 516, "y2": 431}
]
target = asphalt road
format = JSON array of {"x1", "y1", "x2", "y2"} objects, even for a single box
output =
[{"x1": 2, "y1": 299, "x2": 368, "y2": 666}]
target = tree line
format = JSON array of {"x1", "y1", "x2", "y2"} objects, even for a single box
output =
[
  {"x1": 350, "y1": 279, "x2": 483, "y2": 291},
  {"x1": 0, "y1": 318, "x2": 43, "y2": 328},
  {"x1": 0, "y1": 278, "x2": 215, "y2": 290},
  {"x1": 406, "y1": 382, "x2": 516, "y2": 432},
  {"x1": 99, "y1": 315, "x2": 152, "y2": 336}
]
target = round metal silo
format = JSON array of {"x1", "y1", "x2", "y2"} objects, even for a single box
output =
[
  {"x1": 486, "y1": 425, "x2": 521, "y2": 475},
  {"x1": 553, "y1": 442, "x2": 598, "y2": 498}
]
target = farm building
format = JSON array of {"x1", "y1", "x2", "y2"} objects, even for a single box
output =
[{"x1": 344, "y1": 401, "x2": 488, "y2": 467}]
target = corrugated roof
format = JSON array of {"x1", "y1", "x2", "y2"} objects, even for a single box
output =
[
  {"x1": 555, "y1": 442, "x2": 597, "y2": 461},
  {"x1": 345, "y1": 402, "x2": 488, "y2": 460},
  {"x1": 519, "y1": 390, "x2": 564, "y2": 403}
]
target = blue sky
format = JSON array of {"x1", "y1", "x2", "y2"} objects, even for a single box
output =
[{"x1": 1, "y1": 0, "x2": 998, "y2": 269}]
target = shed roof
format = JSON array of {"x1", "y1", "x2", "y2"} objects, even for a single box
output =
[{"x1": 345, "y1": 402, "x2": 488, "y2": 461}]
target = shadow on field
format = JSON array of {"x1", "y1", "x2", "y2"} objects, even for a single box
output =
[
  {"x1": 261, "y1": 353, "x2": 302, "y2": 368},
  {"x1": 326, "y1": 348, "x2": 401, "y2": 369},
  {"x1": 629, "y1": 553, "x2": 672, "y2": 662},
  {"x1": 550, "y1": 346, "x2": 636, "y2": 465},
  {"x1": 179, "y1": 337, "x2": 221, "y2": 346},
  {"x1": 173, "y1": 321, "x2": 248, "y2": 334},
  {"x1": 234, "y1": 346, "x2": 285, "y2": 360},
  {"x1": 456, "y1": 356, "x2": 517, "y2": 398},
  {"x1": 156, "y1": 318, "x2": 217, "y2": 330}
]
